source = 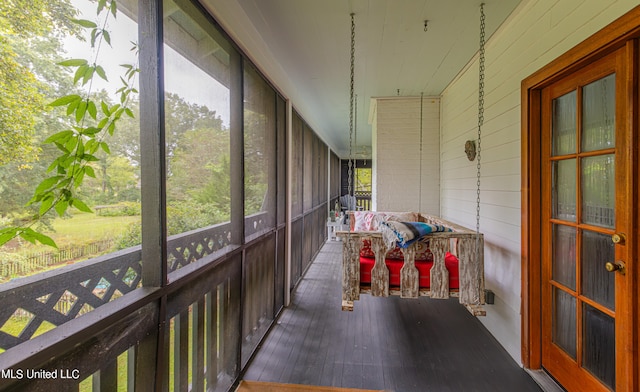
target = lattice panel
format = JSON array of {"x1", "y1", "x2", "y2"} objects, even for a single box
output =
[
  {"x1": 0, "y1": 223, "x2": 237, "y2": 352},
  {"x1": 168, "y1": 224, "x2": 232, "y2": 272},
  {"x1": 0, "y1": 249, "x2": 142, "y2": 352}
]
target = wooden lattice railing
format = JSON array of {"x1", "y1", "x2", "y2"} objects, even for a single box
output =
[
  {"x1": 0, "y1": 213, "x2": 268, "y2": 352},
  {"x1": 338, "y1": 212, "x2": 485, "y2": 315}
]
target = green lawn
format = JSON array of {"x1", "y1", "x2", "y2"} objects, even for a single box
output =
[
  {"x1": 0, "y1": 212, "x2": 140, "y2": 282},
  {"x1": 46, "y1": 212, "x2": 139, "y2": 249},
  {"x1": 6, "y1": 212, "x2": 139, "y2": 254}
]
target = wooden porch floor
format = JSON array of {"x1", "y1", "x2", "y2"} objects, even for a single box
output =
[{"x1": 241, "y1": 241, "x2": 542, "y2": 392}]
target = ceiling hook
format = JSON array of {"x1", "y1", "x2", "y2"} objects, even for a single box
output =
[{"x1": 424, "y1": 20, "x2": 429, "y2": 32}]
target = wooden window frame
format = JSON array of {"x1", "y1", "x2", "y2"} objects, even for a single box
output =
[{"x1": 521, "y1": 4, "x2": 640, "y2": 388}]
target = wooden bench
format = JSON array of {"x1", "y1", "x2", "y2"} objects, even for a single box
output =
[{"x1": 337, "y1": 212, "x2": 485, "y2": 316}]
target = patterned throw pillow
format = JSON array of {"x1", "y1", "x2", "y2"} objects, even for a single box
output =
[
  {"x1": 352, "y1": 211, "x2": 430, "y2": 260},
  {"x1": 351, "y1": 211, "x2": 420, "y2": 232},
  {"x1": 359, "y1": 238, "x2": 432, "y2": 261},
  {"x1": 352, "y1": 211, "x2": 376, "y2": 231},
  {"x1": 371, "y1": 212, "x2": 419, "y2": 230}
]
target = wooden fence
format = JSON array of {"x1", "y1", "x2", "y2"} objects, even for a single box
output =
[{"x1": 0, "y1": 239, "x2": 115, "y2": 279}]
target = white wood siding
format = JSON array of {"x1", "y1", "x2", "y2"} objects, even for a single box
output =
[
  {"x1": 372, "y1": 97, "x2": 440, "y2": 214},
  {"x1": 440, "y1": 0, "x2": 639, "y2": 363}
]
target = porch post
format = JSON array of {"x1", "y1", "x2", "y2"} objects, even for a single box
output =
[
  {"x1": 285, "y1": 100, "x2": 293, "y2": 306},
  {"x1": 138, "y1": 0, "x2": 166, "y2": 390}
]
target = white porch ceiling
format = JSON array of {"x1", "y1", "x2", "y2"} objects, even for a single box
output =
[{"x1": 201, "y1": 0, "x2": 522, "y2": 158}]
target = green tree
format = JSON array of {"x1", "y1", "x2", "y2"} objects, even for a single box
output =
[
  {"x1": 0, "y1": 0, "x2": 140, "y2": 247},
  {"x1": 168, "y1": 127, "x2": 229, "y2": 202},
  {"x1": 0, "y1": 0, "x2": 80, "y2": 165},
  {"x1": 164, "y1": 92, "x2": 225, "y2": 175}
]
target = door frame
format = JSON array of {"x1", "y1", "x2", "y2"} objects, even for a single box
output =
[{"x1": 521, "y1": 5, "x2": 640, "y2": 391}]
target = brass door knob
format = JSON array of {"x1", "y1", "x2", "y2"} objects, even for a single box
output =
[
  {"x1": 612, "y1": 233, "x2": 626, "y2": 245},
  {"x1": 605, "y1": 261, "x2": 626, "y2": 275}
]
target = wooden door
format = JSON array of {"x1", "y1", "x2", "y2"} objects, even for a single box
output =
[{"x1": 540, "y1": 47, "x2": 633, "y2": 391}]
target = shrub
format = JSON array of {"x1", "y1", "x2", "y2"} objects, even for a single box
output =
[
  {"x1": 96, "y1": 202, "x2": 141, "y2": 217},
  {"x1": 114, "y1": 201, "x2": 227, "y2": 250}
]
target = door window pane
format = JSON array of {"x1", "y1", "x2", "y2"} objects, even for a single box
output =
[
  {"x1": 581, "y1": 230, "x2": 615, "y2": 311},
  {"x1": 581, "y1": 155, "x2": 615, "y2": 228},
  {"x1": 553, "y1": 288, "x2": 577, "y2": 359},
  {"x1": 582, "y1": 74, "x2": 615, "y2": 152},
  {"x1": 553, "y1": 224, "x2": 576, "y2": 290},
  {"x1": 552, "y1": 159, "x2": 576, "y2": 221},
  {"x1": 552, "y1": 91, "x2": 577, "y2": 156},
  {"x1": 583, "y1": 304, "x2": 615, "y2": 389}
]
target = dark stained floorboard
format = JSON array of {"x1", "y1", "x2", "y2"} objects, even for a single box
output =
[{"x1": 242, "y1": 242, "x2": 542, "y2": 392}]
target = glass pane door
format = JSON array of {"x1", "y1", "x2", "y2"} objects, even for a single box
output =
[{"x1": 541, "y1": 49, "x2": 630, "y2": 392}]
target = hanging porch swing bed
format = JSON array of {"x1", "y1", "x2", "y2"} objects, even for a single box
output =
[{"x1": 337, "y1": 211, "x2": 486, "y2": 316}]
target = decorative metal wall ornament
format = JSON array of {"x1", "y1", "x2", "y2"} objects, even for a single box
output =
[{"x1": 465, "y1": 139, "x2": 477, "y2": 161}]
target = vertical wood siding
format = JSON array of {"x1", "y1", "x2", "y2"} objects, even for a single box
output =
[
  {"x1": 373, "y1": 97, "x2": 440, "y2": 214},
  {"x1": 439, "y1": 0, "x2": 639, "y2": 363}
]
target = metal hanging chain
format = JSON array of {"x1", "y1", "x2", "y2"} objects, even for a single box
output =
[
  {"x1": 419, "y1": 92, "x2": 424, "y2": 212},
  {"x1": 354, "y1": 93, "x2": 358, "y2": 197},
  {"x1": 476, "y1": 3, "x2": 485, "y2": 235},
  {"x1": 348, "y1": 13, "x2": 355, "y2": 206}
]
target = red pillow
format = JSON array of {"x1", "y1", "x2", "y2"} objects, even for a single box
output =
[{"x1": 359, "y1": 251, "x2": 459, "y2": 289}]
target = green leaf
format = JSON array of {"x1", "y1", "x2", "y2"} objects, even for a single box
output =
[
  {"x1": 108, "y1": 122, "x2": 116, "y2": 135},
  {"x1": 76, "y1": 101, "x2": 87, "y2": 123},
  {"x1": 82, "y1": 67, "x2": 95, "y2": 86},
  {"x1": 82, "y1": 153, "x2": 99, "y2": 162},
  {"x1": 39, "y1": 195, "x2": 55, "y2": 216},
  {"x1": 67, "y1": 98, "x2": 80, "y2": 116},
  {"x1": 100, "y1": 142, "x2": 111, "y2": 154},
  {"x1": 95, "y1": 66, "x2": 108, "y2": 81},
  {"x1": 73, "y1": 170, "x2": 86, "y2": 188},
  {"x1": 90, "y1": 29, "x2": 98, "y2": 47},
  {"x1": 98, "y1": 118, "x2": 109, "y2": 130},
  {"x1": 47, "y1": 158, "x2": 60, "y2": 173},
  {"x1": 72, "y1": 19, "x2": 98, "y2": 28},
  {"x1": 98, "y1": 0, "x2": 107, "y2": 13},
  {"x1": 0, "y1": 228, "x2": 20, "y2": 247},
  {"x1": 125, "y1": 108, "x2": 134, "y2": 118},
  {"x1": 87, "y1": 101, "x2": 97, "y2": 120},
  {"x1": 74, "y1": 65, "x2": 88, "y2": 84},
  {"x1": 85, "y1": 139, "x2": 97, "y2": 154},
  {"x1": 76, "y1": 140, "x2": 85, "y2": 157},
  {"x1": 35, "y1": 176, "x2": 63, "y2": 194},
  {"x1": 47, "y1": 155, "x2": 69, "y2": 173},
  {"x1": 101, "y1": 101, "x2": 110, "y2": 116},
  {"x1": 20, "y1": 228, "x2": 57, "y2": 248},
  {"x1": 54, "y1": 142, "x2": 70, "y2": 154},
  {"x1": 55, "y1": 199, "x2": 69, "y2": 217},
  {"x1": 71, "y1": 198, "x2": 93, "y2": 213},
  {"x1": 44, "y1": 130, "x2": 74, "y2": 144},
  {"x1": 64, "y1": 137, "x2": 78, "y2": 154},
  {"x1": 55, "y1": 178, "x2": 72, "y2": 189},
  {"x1": 110, "y1": 1, "x2": 117, "y2": 17},
  {"x1": 58, "y1": 59, "x2": 88, "y2": 67},
  {"x1": 103, "y1": 30, "x2": 111, "y2": 46},
  {"x1": 49, "y1": 95, "x2": 81, "y2": 107},
  {"x1": 63, "y1": 155, "x2": 75, "y2": 168},
  {"x1": 84, "y1": 166, "x2": 96, "y2": 178},
  {"x1": 82, "y1": 127, "x2": 101, "y2": 136}
]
